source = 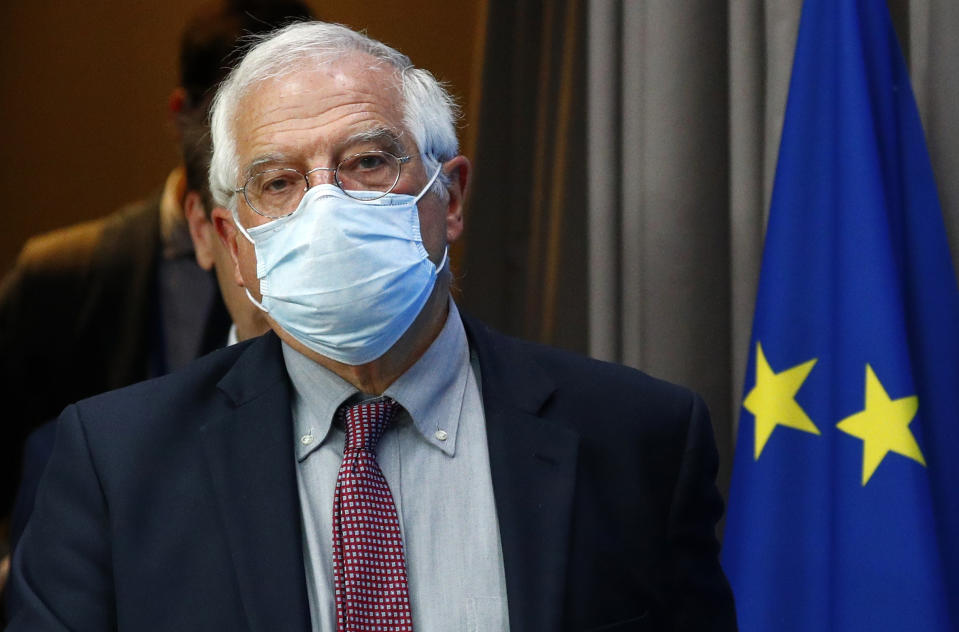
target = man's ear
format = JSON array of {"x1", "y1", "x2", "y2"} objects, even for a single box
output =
[
  {"x1": 168, "y1": 87, "x2": 188, "y2": 137},
  {"x1": 184, "y1": 191, "x2": 215, "y2": 270},
  {"x1": 169, "y1": 86, "x2": 187, "y2": 115},
  {"x1": 443, "y1": 155, "x2": 471, "y2": 244},
  {"x1": 211, "y1": 206, "x2": 246, "y2": 287}
]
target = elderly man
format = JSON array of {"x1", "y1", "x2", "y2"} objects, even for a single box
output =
[{"x1": 7, "y1": 21, "x2": 736, "y2": 632}]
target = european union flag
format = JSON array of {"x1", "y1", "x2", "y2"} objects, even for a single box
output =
[{"x1": 721, "y1": 1, "x2": 959, "y2": 630}]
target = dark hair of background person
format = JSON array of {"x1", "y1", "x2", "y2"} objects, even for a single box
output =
[{"x1": 178, "y1": 0, "x2": 314, "y2": 212}]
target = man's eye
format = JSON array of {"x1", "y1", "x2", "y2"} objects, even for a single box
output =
[
  {"x1": 354, "y1": 153, "x2": 388, "y2": 171},
  {"x1": 256, "y1": 173, "x2": 300, "y2": 195}
]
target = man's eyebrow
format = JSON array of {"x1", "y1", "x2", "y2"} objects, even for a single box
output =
[
  {"x1": 239, "y1": 129, "x2": 407, "y2": 180},
  {"x1": 340, "y1": 127, "x2": 407, "y2": 155},
  {"x1": 242, "y1": 153, "x2": 292, "y2": 179}
]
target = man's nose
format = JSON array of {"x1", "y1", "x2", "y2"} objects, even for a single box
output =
[{"x1": 305, "y1": 166, "x2": 337, "y2": 188}]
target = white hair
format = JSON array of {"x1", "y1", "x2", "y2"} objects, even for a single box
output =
[{"x1": 209, "y1": 21, "x2": 460, "y2": 209}]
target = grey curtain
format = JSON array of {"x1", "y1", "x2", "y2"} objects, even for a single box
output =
[
  {"x1": 460, "y1": 0, "x2": 589, "y2": 349},
  {"x1": 459, "y1": 0, "x2": 959, "y2": 499},
  {"x1": 585, "y1": 1, "x2": 734, "y2": 493}
]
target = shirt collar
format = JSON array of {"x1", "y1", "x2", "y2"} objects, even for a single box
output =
[
  {"x1": 283, "y1": 299, "x2": 470, "y2": 461},
  {"x1": 384, "y1": 299, "x2": 470, "y2": 457},
  {"x1": 283, "y1": 340, "x2": 357, "y2": 461}
]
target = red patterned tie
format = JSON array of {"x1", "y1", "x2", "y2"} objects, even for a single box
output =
[{"x1": 332, "y1": 397, "x2": 413, "y2": 631}]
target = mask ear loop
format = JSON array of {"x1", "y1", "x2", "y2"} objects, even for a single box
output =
[
  {"x1": 413, "y1": 162, "x2": 444, "y2": 204},
  {"x1": 232, "y1": 205, "x2": 255, "y2": 245},
  {"x1": 416, "y1": 161, "x2": 448, "y2": 274},
  {"x1": 436, "y1": 246, "x2": 449, "y2": 273},
  {"x1": 244, "y1": 287, "x2": 269, "y2": 313},
  {"x1": 229, "y1": 204, "x2": 270, "y2": 312}
]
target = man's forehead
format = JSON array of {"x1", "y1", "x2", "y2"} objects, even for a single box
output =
[
  {"x1": 233, "y1": 56, "x2": 409, "y2": 165},
  {"x1": 242, "y1": 53, "x2": 402, "y2": 111}
]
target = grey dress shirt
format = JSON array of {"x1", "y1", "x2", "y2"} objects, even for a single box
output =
[{"x1": 283, "y1": 300, "x2": 510, "y2": 631}]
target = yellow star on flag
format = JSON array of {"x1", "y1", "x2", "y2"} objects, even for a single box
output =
[
  {"x1": 743, "y1": 342, "x2": 820, "y2": 460},
  {"x1": 836, "y1": 364, "x2": 925, "y2": 486}
]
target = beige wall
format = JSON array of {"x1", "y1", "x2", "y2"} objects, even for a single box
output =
[{"x1": 0, "y1": 1, "x2": 484, "y2": 272}]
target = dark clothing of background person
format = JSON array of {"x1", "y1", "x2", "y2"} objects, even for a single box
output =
[
  {"x1": 7, "y1": 423, "x2": 56, "y2": 557},
  {"x1": 0, "y1": 193, "x2": 229, "y2": 517}
]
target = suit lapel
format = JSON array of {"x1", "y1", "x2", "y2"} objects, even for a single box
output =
[
  {"x1": 464, "y1": 317, "x2": 580, "y2": 632},
  {"x1": 201, "y1": 333, "x2": 311, "y2": 632}
]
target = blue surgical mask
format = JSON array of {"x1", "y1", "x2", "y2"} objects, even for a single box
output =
[{"x1": 234, "y1": 165, "x2": 446, "y2": 365}]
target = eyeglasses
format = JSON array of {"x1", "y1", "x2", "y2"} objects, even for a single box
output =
[{"x1": 234, "y1": 151, "x2": 412, "y2": 218}]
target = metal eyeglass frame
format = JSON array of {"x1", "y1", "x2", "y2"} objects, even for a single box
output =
[{"x1": 234, "y1": 150, "x2": 412, "y2": 218}]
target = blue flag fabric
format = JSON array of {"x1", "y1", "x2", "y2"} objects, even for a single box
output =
[{"x1": 721, "y1": 1, "x2": 959, "y2": 630}]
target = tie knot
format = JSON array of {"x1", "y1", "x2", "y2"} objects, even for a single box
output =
[{"x1": 338, "y1": 397, "x2": 399, "y2": 453}]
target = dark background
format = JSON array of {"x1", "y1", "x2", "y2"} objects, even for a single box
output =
[{"x1": 0, "y1": 0, "x2": 487, "y2": 274}]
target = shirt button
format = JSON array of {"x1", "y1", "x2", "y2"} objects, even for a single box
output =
[
  {"x1": 300, "y1": 434, "x2": 314, "y2": 445},
  {"x1": 434, "y1": 430, "x2": 448, "y2": 441}
]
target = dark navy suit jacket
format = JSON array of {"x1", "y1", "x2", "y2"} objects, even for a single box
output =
[{"x1": 7, "y1": 317, "x2": 736, "y2": 631}]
